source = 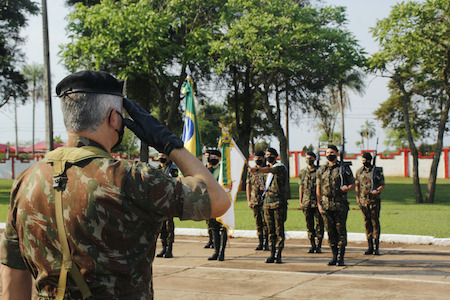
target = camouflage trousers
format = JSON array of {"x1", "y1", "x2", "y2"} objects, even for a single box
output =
[
  {"x1": 252, "y1": 204, "x2": 268, "y2": 239},
  {"x1": 159, "y1": 218, "x2": 175, "y2": 244},
  {"x1": 264, "y1": 205, "x2": 286, "y2": 250},
  {"x1": 360, "y1": 202, "x2": 381, "y2": 240},
  {"x1": 323, "y1": 209, "x2": 348, "y2": 247},
  {"x1": 303, "y1": 207, "x2": 324, "y2": 240}
]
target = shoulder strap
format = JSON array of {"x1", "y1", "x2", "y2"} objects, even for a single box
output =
[{"x1": 46, "y1": 146, "x2": 111, "y2": 300}]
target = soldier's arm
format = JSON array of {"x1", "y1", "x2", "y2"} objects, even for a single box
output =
[
  {"x1": 1, "y1": 266, "x2": 32, "y2": 300},
  {"x1": 298, "y1": 181, "x2": 303, "y2": 209},
  {"x1": 355, "y1": 185, "x2": 361, "y2": 206},
  {"x1": 254, "y1": 166, "x2": 275, "y2": 174},
  {"x1": 169, "y1": 148, "x2": 230, "y2": 218},
  {"x1": 316, "y1": 183, "x2": 324, "y2": 214},
  {"x1": 246, "y1": 182, "x2": 252, "y2": 208}
]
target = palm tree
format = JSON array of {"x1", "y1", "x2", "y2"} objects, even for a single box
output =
[
  {"x1": 22, "y1": 63, "x2": 44, "y2": 156},
  {"x1": 360, "y1": 120, "x2": 376, "y2": 149}
]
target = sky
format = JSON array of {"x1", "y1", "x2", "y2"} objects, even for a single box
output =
[{"x1": 1, "y1": 0, "x2": 446, "y2": 153}]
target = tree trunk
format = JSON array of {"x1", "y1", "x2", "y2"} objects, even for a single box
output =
[
  {"x1": 32, "y1": 88, "x2": 36, "y2": 156},
  {"x1": 14, "y1": 98, "x2": 18, "y2": 157},
  {"x1": 425, "y1": 99, "x2": 450, "y2": 203},
  {"x1": 339, "y1": 87, "x2": 345, "y2": 146},
  {"x1": 167, "y1": 64, "x2": 187, "y2": 130},
  {"x1": 42, "y1": 0, "x2": 53, "y2": 152}
]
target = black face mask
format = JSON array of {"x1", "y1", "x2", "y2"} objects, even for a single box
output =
[
  {"x1": 267, "y1": 156, "x2": 276, "y2": 164},
  {"x1": 110, "y1": 110, "x2": 124, "y2": 150},
  {"x1": 326, "y1": 155, "x2": 337, "y2": 162},
  {"x1": 307, "y1": 159, "x2": 315, "y2": 166},
  {"x1": 364, "y1": 161, "x2": 371, "y2": 168},
  {"x1": 208, "y1": 158, "x2": 219, "y2": 166},
  {"x1": 160, "y1": 157, "x2": 167, "y2": 164},
  {"x1": 255, "y1": 159, "x2": 263, "y2": 166}
]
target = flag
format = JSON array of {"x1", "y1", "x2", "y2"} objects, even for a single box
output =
[
  {"x1": 217, "y1": 126, "x2": 247, "y2": 234},
  {"x1": 181, "y1": 77, "x2": 202, "y2": 159}
]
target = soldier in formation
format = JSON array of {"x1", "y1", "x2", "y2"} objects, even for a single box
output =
[
  {"x1": 246, "y1": 150, "x2": 269, "y2": 251},
  {"x1": 0, "y1": 70, "x2": 230, "y2": 299},
  {"x1": 299, "y1": 151, "x2": 324, "y2": 253},
  {"x1": 317, "y1": 145, "x2": 355, "y2": 266},
  {"x1": 356, "y1": 152, "x2": 385, "y2": 255}
]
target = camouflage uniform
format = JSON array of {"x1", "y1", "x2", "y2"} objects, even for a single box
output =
[
  {"x1": 298, "y1": 167, "x2": 324, "y2": 245},
  {"x1": 246, "y1": 170, "x2": 268, "y2": 245},
  {"x1": 263, "y1": 164, "x2": 288, "y2": 254},
  {"x1": 0, "y1": 137, "x2": 211, "y2": 299},
  {"x1": 317, "y1": 162, "x2": 355, "y2": 248},
  {"x1": 355, "y1": 166, "x2": 385, "y2": 240}
]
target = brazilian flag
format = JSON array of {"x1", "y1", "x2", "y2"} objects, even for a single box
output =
[{"x1": 181, "y1": 78, "x2": 202, "y2": 159}]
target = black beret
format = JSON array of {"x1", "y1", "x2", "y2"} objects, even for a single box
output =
[
  {"x1": 327, "y1": 145, "x2": 338, "y2": 152},
  {"x1": 255, "y1": 150, "x2": 265, "y2": 157},
  {"x1": 266, "y1": 147, "x2": 278, "y2": 157},
  {"x1": 205, "y1": 149, "x2": 212, "y2": 154},
  {"x1": 210, "y1": 149, "x2": 221, "y2": 157},
  {"x1": 306, "y1": 151, "x2": 316, "y2": 158},
  {"x1": 362, "y1": 152, "x2": 373, "y2": 160},
  {"x1": 56, "y1": 70, "x2": 124, "y2": 97}
]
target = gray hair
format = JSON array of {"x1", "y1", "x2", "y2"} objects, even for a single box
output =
[{"x1": 60, "y1": 93, "x2": 122, "y2": 132}]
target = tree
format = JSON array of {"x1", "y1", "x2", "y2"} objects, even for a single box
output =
[
  {"x1": 370, "y1": 0, "x2": 449, "y2": 203},
  {"x1": 22, "y1": 63, "x2": 44, "y2": 155},
  {"x1": 0, "y1": 0, "x2": 39, "y2": 109},
  {"x1": 359, "y1": 120, "x2": 376, "y2": 149},
  {"x1": 197, "y1": 103, "x2": 226, "y2": 148}
]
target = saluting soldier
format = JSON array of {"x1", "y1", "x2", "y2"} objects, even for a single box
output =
[
  {"x1": 355, "y1": 152, "x2": 385, "y2": 255},
  {"x1": 246, "y1": 150, "x2": 269, "y2": 251},
  {"x1": 0, "y1": 70, "x2": 230, "y2": 299},
  {"x1": 156, "y1": 152, "x2": 179, "y2": 258},
  {"x1": 317, "y1": 145, "x2": 355, "y2": 266},
  {"x1": 299, "y1": 151, "x2": 324, "y2": 253}
]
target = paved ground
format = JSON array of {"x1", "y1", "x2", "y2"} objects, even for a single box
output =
[{"x1": 1, "y1": 236, "x2": 449, "y2": 299}]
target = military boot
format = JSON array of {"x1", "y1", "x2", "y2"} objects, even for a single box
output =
[
  {"x1": 218, "y1": 230, "x2": 228, "y2": 261},
  {"x1": 163, "y1": 243, "x2": 173, "y2": 258},
  {"x1": 308, "y1": 237, "x2": 316, "y2": 253},
  {"x1": 265, "y1": 247, "x2": 276, "y2": 263},
  {"x1": 275, "y1": 248, "x2": 283, "y2": 264},
  {"x1": 365, "y1": 239, "x2": 374, "y2": 255},
  {"x1": 337, "y1": 246, "x2": 346, "y2": 266},
  {"x1": 328, "y1": 246, "x2": 338, "y2": 265},
  {"x1": 156, "y1": 242, "x2": 167, "y2": 257},
  {"x1": 255, "y1": 235, "x2": 264, "y2": 250},
  {"x1": 316, "y1": 238, "x2": 323, "y2": 253},
  {"x1": 208, "y1": 230, "x2": 220, "y2": 260},
  {"x1": 374, "y1": 239, "x2": 380, "y2": 255},
  {"x1": 204, "y1": 229, "x2": 214, "y2": 248},
  {"x1": 263, "y1": 234, "x2": 269, "y2": 251}
]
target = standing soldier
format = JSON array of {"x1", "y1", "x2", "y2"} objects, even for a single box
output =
[
  {"x1": 317, "y1": 145, "x2": 355, "y2": 266},
  {"x1": 156, "y1": 153, "x2": 179, "y2": 258},
  {"x1": 249, "y1": 148, "x2": 288, "y2": 263},
  {"x1": 299, "y1": 151, "x2": 324, "y2": 253},
  {"x1": 203, "y1": 149, "x2": 214, "y2": 248},
  {"x1": 206, "y1": 149, "x2": 228, "y2": 261},
  {"x1": 355, "y1": 152, "x2": 385, "y2": 255},
  {"x1": 246, "y1": 150, "x2": 269, "y2": 251}
]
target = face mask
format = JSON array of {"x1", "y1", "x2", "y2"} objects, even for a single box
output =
[
  {"x1": 307, "y1": 159, "x2": 315, "y2": 166},
  {"x1": 110, "y1": 110, "x2": 124, "y2": 150},
  {"x1": 160, "y1": 157, "x2": 167, "y2": 164},
  {"x1": 209, "y1": 158, "x2": 219, "y2": 166},
  {"x1": 326, "y1": 155, "x2": 336, "y2": 162},
  {"x1": 267, "y1": 156, "x2": 276, "y2": 164},
  {"x1": 364, "y1": 161, "x2": 371, "y2": 168},
  {"x1": 255, "y1": 159, "x2": 263, "y2": 166}
]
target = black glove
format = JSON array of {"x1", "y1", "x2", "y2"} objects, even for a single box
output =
[{"x1": 123, "y1": 98, "x2": 184, "y2": 156}]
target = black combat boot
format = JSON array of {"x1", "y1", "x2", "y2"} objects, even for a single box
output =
[
  {"x1": 263, "y1": 234, "x2": 269, "y2": 251},
  {"x1": 218, "y1": 230, "x2": 228, "y2": 261},
  {"x1": 255, "y1": 235, "x2": 264, "y2": 250},
  {"x1": 337, "y1": 246, "x2": 346, "y2": 266},
  {"x1": 365, "y1": 239, "x2": 374, "y2": 255},
  {"x1": 208, "y1": 230, "x2": 220, "y2": 260},
  {"x1": 308, "y1": 237, "x2": 316, "y2": 253},
  {"x1": 316, "y1": 238, "x2": 323, "y2": 253},
  {"x1": 374, "y1": 239, "x2": 380, "y2": 255},
  {"x1": 275, "y1": 248, "x2": 283, "y2": 264},
  {"x1": 204, "y1": 229, "x2": 214, "y2": 248},
  {"x1": 328, "y1": 246, "x2": 338, "y2": 265},
  {"x1": 156, "y1": 242, "x2": 167, "y2": 257},
  {"x1": 163, "y1": 243, "x2": 173, "y2": 258},
  {"x1": 266, "y1": 247, "x2": 276, "y2": 263}
]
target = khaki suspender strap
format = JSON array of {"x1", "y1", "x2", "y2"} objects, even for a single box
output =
[{"x1": 53, "y1": 160, "x2": 92, "y2": 300}]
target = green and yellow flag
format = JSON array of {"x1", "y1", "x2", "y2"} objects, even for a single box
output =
[{"x1": 181, "y1": 77, "x2": 202, "y2": 159}]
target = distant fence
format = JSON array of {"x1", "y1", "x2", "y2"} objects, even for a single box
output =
[{"x1": 1, "y1": 149, "x2": 449, "y2": 179}]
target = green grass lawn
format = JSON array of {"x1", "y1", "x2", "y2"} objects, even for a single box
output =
[{"x1": 0, "y1": 177, "x2": 449, "y2": 237}]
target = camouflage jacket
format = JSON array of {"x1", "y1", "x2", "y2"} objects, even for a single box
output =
[
  {"x1": 0, "y1": 137, "x2": 211, "y2": 299},
  {"x1": 317, "y1": 161, "x2": 355, "y2": 211},
  {"x1": 355, "y1": 166, "x2": 385, "y2": 205},
  {"x1": 263, "y1": 163, "x2": 288, "y2": 209},
  {"x1": 246, "y1": 170, "x2": 266, "y2": 207},
  {"x1": 298, "y1": 166, "x2": 318, "y2": 208}
]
